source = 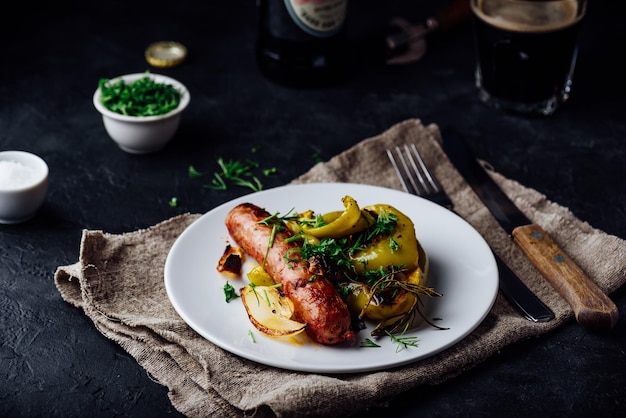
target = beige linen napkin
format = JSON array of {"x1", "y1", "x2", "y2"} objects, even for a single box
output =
[{"x1": 55, "y1": 119, "x2": 625, "y2": 418}]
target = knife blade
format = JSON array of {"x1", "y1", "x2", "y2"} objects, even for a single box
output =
[{"x1": 443, "y1": 132, "x2": 619, "y2": 330}]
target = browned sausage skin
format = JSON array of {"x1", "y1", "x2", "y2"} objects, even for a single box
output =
[{"x1": 225, "y1": 203, "x2": 355, "y2": 345}]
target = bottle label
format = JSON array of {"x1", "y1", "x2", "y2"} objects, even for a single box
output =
[{"x1": 284, "y1": 0, "x2": 347, "y2": 37}]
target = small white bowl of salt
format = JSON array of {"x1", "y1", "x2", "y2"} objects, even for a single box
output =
[{"x1": 0, "y1": 151, "x2": 49, "y2": 224}]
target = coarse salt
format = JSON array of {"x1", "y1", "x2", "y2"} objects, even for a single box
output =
[{"x1": 0, "y1": 160, "x2": 38, "y2": 189}]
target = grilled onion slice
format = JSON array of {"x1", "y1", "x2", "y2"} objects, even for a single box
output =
[{"x1": 240, "y1": 285, "x2": 307, "y2": 337}]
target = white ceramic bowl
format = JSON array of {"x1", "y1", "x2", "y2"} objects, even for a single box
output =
[
  {"x1": 0, "y1": 151, "x2": 49, "y2": 224},
  {"x1": 93, "y1": 73, "x2": 190, "y2": 154}
]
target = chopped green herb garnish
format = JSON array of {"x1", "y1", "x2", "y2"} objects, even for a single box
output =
[
  {"x1": 257, "y1": 211, "x2": 290, "y2": 267},
  {"x1": 312, "y1": 152, "x2": 323, "y2": 163},
  {"x1": 99, "y1": 71, "x2": 181, "y2": 116},
  {"x1": 389, "y1": 236, "x2": 399, "y2": 252},
  {"x1": 262, "y1": 288, "x2": 271, "y2": 306},
  {"x1": 366, "y1": 209, "x2": 397, "y2": 241},
  {"x1": 360, "y1": 338, "x2": 381, "y2": 348},
  {"x1": 168, "y1": 197, "x2": 178, "y2": 207},
  {"x1": 248, "y1": 330, "x2": 256, "y2": 343},
  {"x1": 190, "y1": 158, "x2": 263, "y2": 192},
  {"x1": 263, "y1": 167, "x2": 277, "y2": 176},
  {"x1": 223, "y1": 281, "x2": 239, "y2": 303},
  {"x1": 188, "y1": 165, "x2": 206, "y2": 179}
]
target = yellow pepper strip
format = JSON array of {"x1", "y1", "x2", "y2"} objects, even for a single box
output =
[
  {"x1": 305, "y1": 196, "x2": 367, "y2": 239},
  {"x1": 284, "y1": 210, "x2": 321, "y2": 246},
  {"x1": 247, "y1": 265, "x2": 275, "y2": 286}
]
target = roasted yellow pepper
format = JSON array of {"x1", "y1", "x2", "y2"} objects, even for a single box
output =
[
  {"x1": 343, "y1": 203, "x2": 429, "y2": 322},
  {"x1": 304, "y1": 195, "x2": 370, "y2": 238},
  {"x1": 350, "y1": 204, "x2": 420, "y2": 274},
  {"x1": 284, "y1": 210, "x2": 321, "y2": 246},
  {"x1": 247, "y1": 265, "x2": 275, "y2": 286},
  {"x1": 342, "y1": 266, "x2": 427, "y2": 320}
]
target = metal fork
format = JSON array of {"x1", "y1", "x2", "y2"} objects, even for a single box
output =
[{"x1": 387, "y1": 144, "x2": 555, "y2": 323}]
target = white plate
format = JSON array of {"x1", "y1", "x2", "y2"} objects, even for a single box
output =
[{"x1": 164, "y1": 183, "x2": 498, "y2": 373}]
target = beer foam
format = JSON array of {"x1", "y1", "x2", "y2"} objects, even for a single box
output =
[{"x1": 473, "y1": 0, "x2": 583, "y2": 33}]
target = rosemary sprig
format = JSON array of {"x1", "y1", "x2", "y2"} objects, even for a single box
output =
[
  {"x1": 386, "y1": 330, "x2": 419, "y2": 352},
  {"x1": 360, "y1": 338, "x2": 381, "y2": 348},
  {"x1": 361, "y1": 266, "x2": 447, "y2": 336}
]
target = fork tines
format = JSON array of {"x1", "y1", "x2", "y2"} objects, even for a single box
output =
[{"x1": 386, "y1": 144, "x2": 442, "y2": 197}]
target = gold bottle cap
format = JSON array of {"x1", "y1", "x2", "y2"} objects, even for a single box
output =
[{"x1": 145, "y1": 41, "x2": 187, "y2": 68}]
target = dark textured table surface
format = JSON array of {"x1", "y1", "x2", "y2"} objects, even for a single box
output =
[{"x1": 2, "y1": 1, "x2": 625, "y2": 417}]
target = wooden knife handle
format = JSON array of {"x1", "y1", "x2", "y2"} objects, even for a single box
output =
[{"x1": 512, "y1": 223, "x2": 619, "y2": 329}]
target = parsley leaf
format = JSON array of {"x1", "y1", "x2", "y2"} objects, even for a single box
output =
[{"x1": 223, "y1": 281, "x2": 239, "y2": 303}]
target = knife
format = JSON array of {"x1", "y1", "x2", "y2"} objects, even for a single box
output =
[{"x1": 443, "y1": 132, "x2": 619, "y2": 330}]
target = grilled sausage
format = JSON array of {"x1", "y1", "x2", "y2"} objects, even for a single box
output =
[{"x1": 225, "y1": 203, "x2": 355, "y2": 345}]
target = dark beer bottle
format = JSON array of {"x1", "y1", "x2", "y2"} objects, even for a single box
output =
[{"x1": 255, "y1": 0, "x2": 349, "y2": 87}]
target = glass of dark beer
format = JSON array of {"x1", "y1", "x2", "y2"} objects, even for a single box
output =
[{"x1": 471, "y1": 0, "x2": 586, "y2": 115}]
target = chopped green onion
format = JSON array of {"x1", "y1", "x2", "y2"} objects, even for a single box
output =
[{"x1": 99, "y1": 71, "x2": 181, "y2": 117}]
